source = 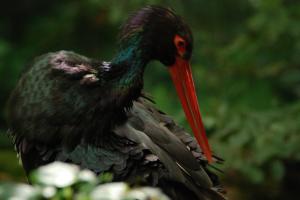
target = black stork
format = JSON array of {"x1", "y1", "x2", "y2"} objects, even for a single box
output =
[{"x1": 7, "y1": 6, "x2": 225, "y2": 200}]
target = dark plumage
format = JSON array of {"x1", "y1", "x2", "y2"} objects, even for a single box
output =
[{"x1": 7, "y1": 6, "x2": 225, "y2": 200}]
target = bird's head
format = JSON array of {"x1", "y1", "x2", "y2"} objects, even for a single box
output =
[
  {"x1": 119, "y1": 6, "x2": 193, "y2": 65},
  {"x1": 119, "y1": 6, "x2": 212, "y2": 162}
]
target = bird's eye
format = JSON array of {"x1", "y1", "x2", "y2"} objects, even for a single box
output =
[
  {"x1": 177, "y1": 41, "x2": 185, "y2": 48},
  {"x1": 174, "y1": 35, "x2": 186, "y2": 57}
]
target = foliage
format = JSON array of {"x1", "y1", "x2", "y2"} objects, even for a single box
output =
[
  {"x1": 211, "y1": 102, "x2": 300, "y2": 182},
  {"x1": 0, "y1": 162, "x2": 170, "y2": 200}
]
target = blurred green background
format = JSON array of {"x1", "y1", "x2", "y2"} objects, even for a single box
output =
[{"x1": 0, "y1": 0, "x2": 299, "y2": 199}]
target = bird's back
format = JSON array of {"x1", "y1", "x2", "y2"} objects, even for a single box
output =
[{"x1": 7, "y1": 51, "x2": 225, "y2": 200}]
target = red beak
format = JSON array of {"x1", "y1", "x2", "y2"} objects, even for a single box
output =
[{"x1": 169, "y1": 57, "x2": 212, "y2": 163}]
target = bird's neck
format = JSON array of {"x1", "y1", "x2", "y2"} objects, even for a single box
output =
[
  {"x1": 110, "y1": 36, "x2": 150, "y2": 89},
  {"x1": 100, "y1": 35, "x2": 151, "y2": 111}
]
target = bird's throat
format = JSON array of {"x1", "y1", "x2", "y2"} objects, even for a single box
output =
[
  {"x1": 110, "y1": 36, "x2": 149, "y2": 90},
  {"x1": 105, "y1": 36, "x2": 150, "y2": 109}
]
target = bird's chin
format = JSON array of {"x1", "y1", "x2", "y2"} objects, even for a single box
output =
[{"x1": 158, "y1": 55, "x2": 176, "y2": 67}]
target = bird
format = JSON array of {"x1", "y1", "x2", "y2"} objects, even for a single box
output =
[{"x1": 7, "y1": 6, "x2": 225, "y2": 200}]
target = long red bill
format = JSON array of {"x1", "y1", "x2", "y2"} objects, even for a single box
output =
[{"x1": 169, "y1": 57, "x2": 212, "y2": 163}]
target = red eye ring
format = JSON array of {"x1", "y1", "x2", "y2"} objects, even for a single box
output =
[{"x1": 174, "y1": 35, "x2": 186, "y2": 56}]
